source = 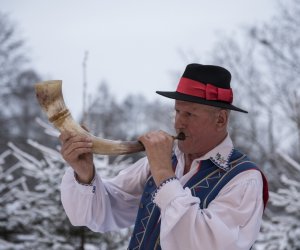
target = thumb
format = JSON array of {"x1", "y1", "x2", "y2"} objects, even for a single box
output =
[{"x1": 80, "y1": 123, "x2": 90, "y2": 132}]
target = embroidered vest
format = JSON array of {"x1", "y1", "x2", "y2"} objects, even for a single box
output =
[{"x1": 128, "y1": 149, "x2": 268, "y2": 250}]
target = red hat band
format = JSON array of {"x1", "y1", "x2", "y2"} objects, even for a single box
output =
[{"x1": 176, "y1": 77, "x2": 233, "y2": 104}]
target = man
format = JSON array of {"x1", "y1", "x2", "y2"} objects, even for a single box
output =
[{"x1": 60, "y1": 64, "x2": 268, "y2": 250}]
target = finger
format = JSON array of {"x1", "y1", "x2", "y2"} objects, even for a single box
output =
[
  {"x1": 61, "y1": 133, "x2": 92, "y2": 148},
  {"x1": 66, "y1": 147, "x2": 93, "y2": 162},
  {"x1": 59, "y1": 131, "x2": 76, "y2": 143},
  {"x1": 64, "y1": 151, "x2": 92, "y2": 164},
  {"x1": 62, "y1": 141, "x2": 93, "y2": 161},
  {"x1": 143, "y1": 131, "x2": 170, "y2": 142},
  {"x1": 80, "y1": 124, "x2": 90, "y2": 132},
  {"x1": 60, "y1": 135, "x2": 92, "y2": 157},
  {"x1": 62, "y1": 139, "x2": 92, "y2": 154},
  {"x1": 138, "y1": 133, "x2": 151, "y2": 145}
]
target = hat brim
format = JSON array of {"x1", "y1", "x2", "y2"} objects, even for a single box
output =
[{"x1": 156, "y1": 91, "x2": 248, "y2": 113}]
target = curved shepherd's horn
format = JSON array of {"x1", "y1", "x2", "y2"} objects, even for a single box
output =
[{"x1": 35, "y1": 80, "x2": 145, "y2": 155}]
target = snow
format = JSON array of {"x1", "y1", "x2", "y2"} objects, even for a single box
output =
[{"x1": 0, "y1": 133, "x2": 132, "y2": 249}]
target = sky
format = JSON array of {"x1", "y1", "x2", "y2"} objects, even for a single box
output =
[{"x1": 1, "y1": 0, "x2": 277, "y2": 119}]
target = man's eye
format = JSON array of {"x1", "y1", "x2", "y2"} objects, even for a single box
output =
[{"x1": 175, "y1": 110, "x2": 194, "y2": 117}]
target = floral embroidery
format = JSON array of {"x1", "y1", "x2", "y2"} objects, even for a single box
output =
[{"x1": 210, "y1": 148, "x2": 234, "y2": 171}]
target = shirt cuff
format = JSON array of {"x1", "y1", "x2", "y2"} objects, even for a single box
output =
[
  {"x1": 74, "y1": 171, "x2": 97, "y2": 194},
  {"x1": 153, "y1": 178, "x2": 185, "y2": 210},
  {"x1": 74, "y1": 171, "x2": 95, "y2": 186},
  {"x1": 64, "y1": 168, "x2": 96, "y2": 195}
]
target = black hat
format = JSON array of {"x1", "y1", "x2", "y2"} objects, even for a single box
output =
[{"x1": 156, "y1": 63, "x2": 248, "y2": 113}]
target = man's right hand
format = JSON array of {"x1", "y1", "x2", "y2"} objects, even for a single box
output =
[{"x1": 59, "y1": 131, "x2": 94, "y2": 184}]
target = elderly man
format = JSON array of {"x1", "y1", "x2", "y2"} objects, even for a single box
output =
[{"x1": 60, "y1": 64, "x2": 268, "y2": 250}]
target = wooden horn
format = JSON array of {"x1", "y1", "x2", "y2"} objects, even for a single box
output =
[{"x1": 35, "y1": 80, "x2": 145, "y2": 155}]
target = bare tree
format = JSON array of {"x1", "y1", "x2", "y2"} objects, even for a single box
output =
[
  {"x1": 205, "y1": 0, "x2": 300, "y2": 248},
  {"x1": 206, "y1": 0, "x2": 300, "y2": 181},
  {"x1": 0, "y1": 12, "x2": 52, "y2": 152},
  {"x1": 249, "y1": 0, "x2": 300, "y2": 157},
  {"x1": 0, "y1": 11, "x2": 27, "y2": 95},
  {"x1": 0, "y1": 11, "x2": 27, "y2": 149}
]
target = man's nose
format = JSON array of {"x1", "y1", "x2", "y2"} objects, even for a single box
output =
[{"x1": 175, "y1": 113, "x2": 187, "y2": 129}]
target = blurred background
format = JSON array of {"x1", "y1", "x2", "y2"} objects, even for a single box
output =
[{"x1": 0, "y1": 0, "x2": 299, "y2": 249}]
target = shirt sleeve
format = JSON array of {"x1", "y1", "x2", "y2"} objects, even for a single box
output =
[
  {"x1": 60, "y1": 157, "x2": 150, "y2": 233},
  {"x1": 153, "y1": 170, "x2": 264, "y2": 250}
]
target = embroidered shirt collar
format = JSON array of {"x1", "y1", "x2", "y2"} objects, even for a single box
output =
[{"x1": 174, "y1": 134, "x2": 234, "y2": 171}]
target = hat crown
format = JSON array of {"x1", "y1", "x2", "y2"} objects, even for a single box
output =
[
  {"x1": 182, "y1": 64, "x2": 231, "y2": 89},
  {"x1": 156, "y1": 63, "x2": 248, "y2": 113}
]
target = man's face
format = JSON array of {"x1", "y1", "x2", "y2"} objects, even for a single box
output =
[{"x1": 174, "y1": 100, "x2": 220, "y2": 155}]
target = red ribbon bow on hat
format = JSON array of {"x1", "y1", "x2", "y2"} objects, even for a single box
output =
[{"x1": 176, "y1": 77, "x2": 233, "y2": 103}]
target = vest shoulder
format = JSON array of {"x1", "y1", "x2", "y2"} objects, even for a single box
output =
[{"x1": 229, "y1": 148, "x2": 258, "y2": 170}]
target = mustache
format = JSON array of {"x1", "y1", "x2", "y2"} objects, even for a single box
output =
[{"x1": 173, "y1": 132, "x2": 186, "y2": 140}]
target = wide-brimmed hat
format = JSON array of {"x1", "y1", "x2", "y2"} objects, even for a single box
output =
[{"x1": 156, "y1": 63, "x2": 248, "y2": 113}]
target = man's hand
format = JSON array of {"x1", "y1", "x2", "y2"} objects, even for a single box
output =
[
  {"x1": 59, "y1": 131, "x2": 94, "y2": 184},
  {"x1": 138, "y1": 130, "x2": 176, "y2": 186}
]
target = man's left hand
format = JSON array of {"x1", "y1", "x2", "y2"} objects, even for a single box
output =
[{"x1": 138, "y1": 130, "x2": 176, "y2": 186}]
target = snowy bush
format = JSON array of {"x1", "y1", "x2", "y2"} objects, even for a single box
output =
[
  {"x1": 0, "y1": 131, "x2": 133, "y2": 249},
  {"x1": 254, "y1": 152, "x2": 300, "y2": 250}
]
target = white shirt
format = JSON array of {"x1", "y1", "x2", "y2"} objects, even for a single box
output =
[{"x1": 60, "y1": 135, "x2": 264, "y2": 250}]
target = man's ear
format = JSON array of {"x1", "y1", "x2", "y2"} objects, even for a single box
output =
[{"x1": 215, "y1": 109, "x2": 229, "y2": 131}]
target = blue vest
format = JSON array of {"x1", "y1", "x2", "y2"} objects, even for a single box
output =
[{"x1": 128, "y1": 149, "x2": 267, "y2": 250}]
